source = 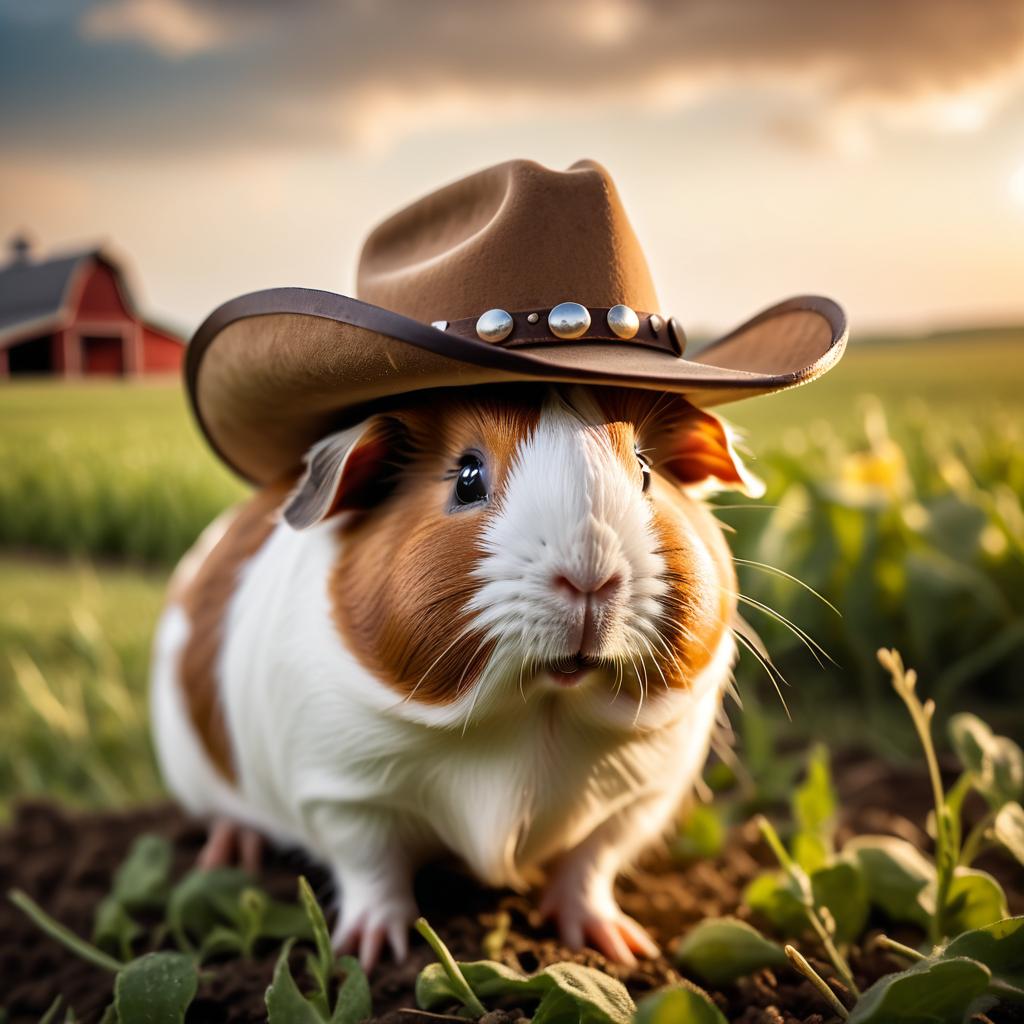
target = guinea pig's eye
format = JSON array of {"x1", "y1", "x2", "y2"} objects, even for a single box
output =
[
  {"x1": 636, "y1": 447, "x2": 652, "y2": 493},
  {"x1": 455, "y1": 454, "x2": 488, "y2": 505}
]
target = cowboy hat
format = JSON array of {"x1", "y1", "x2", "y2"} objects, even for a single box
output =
[{"x1": 187, "y1": 158, "x2": 847, "y2": 485}]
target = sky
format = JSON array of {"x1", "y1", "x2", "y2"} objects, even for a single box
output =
[{"x1": 2, "y1": 0, "x2": 1023, "y2": 338}]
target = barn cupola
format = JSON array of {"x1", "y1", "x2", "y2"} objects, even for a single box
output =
[{"x1": 8, "y1": 233, "x2": 32, "y2": 266}]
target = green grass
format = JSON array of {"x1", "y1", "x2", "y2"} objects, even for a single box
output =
[
  {"x1": 0, "y1": 556, "x2": 166, "y2": 813},
  {"x1": 726, "y1": 335, "x2": 1024, "y2": 444},
  {"x1": 0, "y1": 380, "x2": 245, "y2": 565}
]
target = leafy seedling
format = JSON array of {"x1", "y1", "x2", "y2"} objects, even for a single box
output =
[
  {"x1": 634, "y1": 983, "x2": 727, "y2": 1024},
  {"x1": 949, "y1": 712, "x2": 1024, "y2": 869},
  {"x1": 93, "y1": 834, "x2": 173, "y2": 959},
  {"x1": 414, "y1": 916, "x2": 636, "y2": 1024},
  {"x1": 672, "y1": 803, "x2": 726, "y2": 864},
  {"x1": 8, "y1": 889, "x2": 200, "y2": 1024},
  {"x1": 167, "y1": 865, "x2": 312, "y2": 959},
  {"x1": 846, "y1": 956, "x2": 991, "y2": 1024},
  {"x1": 674, "y1": 917, "x2": 788, "y2": 987},
  {"x1": 265, "y1": 876, "x2": 371, "y2": 1024}
]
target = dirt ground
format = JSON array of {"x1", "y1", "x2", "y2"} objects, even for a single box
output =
[{"x1": 1, "y1": 756, "x2": 1021, "y2": 1024}]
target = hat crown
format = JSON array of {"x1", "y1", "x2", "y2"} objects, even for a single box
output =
[{"x1": 357, "y1": 159, "x2": 660, "y2": 325}]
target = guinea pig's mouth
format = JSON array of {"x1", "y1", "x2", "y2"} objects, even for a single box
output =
[{"x1": 545, "y1": 653, "x2": 604, "y2": 688}]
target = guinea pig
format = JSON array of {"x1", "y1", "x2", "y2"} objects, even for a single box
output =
[{"x1": 150, "y1": 382, "x2": 763, "y2": 968}]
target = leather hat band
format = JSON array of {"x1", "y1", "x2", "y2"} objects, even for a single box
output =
[{"x1": 438, "y1": 307, "x2": 686, "y2": 356}]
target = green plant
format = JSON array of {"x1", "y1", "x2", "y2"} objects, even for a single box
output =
[
  {"x1": 672, "y1": 650, "x2": 1023, "y2": 1021},
  {"x1": 413, "y1": 916, "x2": 738, "y2": 1023},
  {"x1": 265, "y1": 878, "x2": 371, "y2": 1024},
  {"x1": 8, "y1": 835, "x2": 361, "y2": 1023}
]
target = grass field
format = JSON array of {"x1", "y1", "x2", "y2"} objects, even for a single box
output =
[
  {"x1": 0, "y1": 556, "x2": 165, "y2": 814},
  {"x1": 0, "y1": 331, "x2": 1022, "y2": 810}
]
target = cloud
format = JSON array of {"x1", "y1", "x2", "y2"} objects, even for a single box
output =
[
  {"x1": 10, "y1": 0, "x2": 1024, "y2": 153},
  {"x1": 80, "y1": 0, "x2": 229, "y2": 58}
]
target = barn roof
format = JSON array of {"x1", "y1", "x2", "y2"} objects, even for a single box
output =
[
  {"x1": 0, "y1": 248, "x2": 97, "y2": 336},
  {"x1": 0, "y1": 237, "x2": 181, "y2": 348}
]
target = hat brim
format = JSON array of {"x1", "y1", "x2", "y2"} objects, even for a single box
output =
[{"x1": 187, "y1": 287, "x2": 847, "y2": 485}]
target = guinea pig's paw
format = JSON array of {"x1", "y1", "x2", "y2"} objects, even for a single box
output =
[
  {"x1": 196, "y1": 819, "x2": 264, "y2": 874},
  {"x1": 539, "y1": 883, "x2": 660, "y2": 966},
  {"x1": 331, "y1": 893, "x2": 418, "y2": 970}
]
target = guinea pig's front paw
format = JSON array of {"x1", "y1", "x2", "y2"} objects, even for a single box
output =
[
  {"x1": 539, "y1": 877, "x2": 660, "y2": 967},
  {"x1": 331, "y1": 891, "x2": 418, "y2": 970}
]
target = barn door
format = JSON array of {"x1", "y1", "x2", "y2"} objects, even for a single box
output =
[{"x1": 81, "y1": 335, "x2": 125, "y2": 375}]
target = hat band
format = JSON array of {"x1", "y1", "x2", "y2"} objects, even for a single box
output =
[{"x1": 434, "y1": 306, "x2": 686, "y2": 356}]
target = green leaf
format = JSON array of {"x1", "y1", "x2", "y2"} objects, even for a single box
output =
[
  {"x1": 8, "y1": 888, "x2": 124, "y2": 973},
  {"x1": 635, "y1": 985, "x2": 728, "y2": 1024},
  {"x1": 993, "y1": 802, "x2": 1024, "y2": 865},
  {"x1": 792, "y1": 744, "x2": 837, "y2": 870},
  {"x1": 166, "y1": 867, "x2": 251, "y2": 950},
  {"x1": 990, "y1": 736, "x2": 1024, "y2": 806},
  {"x1": 845, "y1": 835, "x2": 935, "y2": 928},
  {"x1": 791, "y1": 832, "x2": 831, "y2": 875},
  {"x1": 330, "y1": 955, "x2": 372, "y2": 1024},
  {"x1": 260, "y1": 900, "x2": 316, "y2": 942},
  {"x1": 938, "y1": 868, "x2": 1009, "y2": 935},
  {"x1": 416, "y1": 959, "x2": 540, "y2": 1010},
  {"x1": 239, "y1": 887, "x2": 268, "y2": 956},
  {"x1": 949, "y1": 713, "x2": 1024, "y2": 808},
  {"x1": 197, "y1": 925, "x2": 245, "y2": 962},
  {"x1": 110, "y1": 835, "x2": 173, "y2": 912},
  {"x1": 944, "y1": 915, "x2": 1024, "y2": 1000},
  {"x1": 417, "y1": 959, "x2": 633, "y2": 1024},
  {"x1": 113, "y1": 952, "x2": 198, "y2": 1024},
  {"x1": 298, "y1": 877, "x2": 334, "y2": 1004},
  {"x1": 743, "y1": 871, "x2": 807, "y2": 935},
  {"x1": 811, "y1": 860, "x2": 869, "y2": 944},
  {"x1": 950, "y1": 713, "x2": 990, "y2": 776},
  {"x1": 266, "y1": 938, "x2": 326, "y2": 1024},
  {"x1": 672, "y1": 804, "x2": 725, "y2": 863},
  {"x1": 93, "y1": 896, "x2": 141, "y2": 962},
  {"x1": 38, "y1": 997, "x2": 63, "y2": 1024},
  {"x1": 674, "y1": 917, "x2": 787, "y2": 986},
  {"x1": 539, "y1": 963, "x2": 636, "y2": 1024},
  {"x1": 847, "y1": 956, "x2": 991, "y2": 1023}
]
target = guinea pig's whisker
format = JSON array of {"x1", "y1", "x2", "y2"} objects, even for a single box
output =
[
  {"x1": 402, "y1": 625, "x2": 475, "y2": 703},
  {"x1": 611, "y1": 659, "x2": 625, "y2": 701},
  {"x1": 644, "y1": 615, "x2": 694, "y2": 670},
  {"x1": 631, "y1": 630, "x2": 670, "y2": 691},
  {"x1": 649, "y1": 607, "x2": 713, "y2": 666},
  {"x1": 730, "y1": 591, "x2": 835, "y2": 669},
  {"x1": 459, "y1": 657, "x2": 488, "y2": 736},
  {"x1": 709, "y1": 503, "x2": 784, "y2": 513},
  {"x1": 732, "y1": 627, "x2": 791, "y2": 720},
  {"x1": 731, "y1": 557, "x2": 841, "y2": 616}
]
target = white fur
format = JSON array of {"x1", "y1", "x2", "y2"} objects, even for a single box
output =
[{"x1": 151, "y1": 395, "x2": 735, "y2": 939}]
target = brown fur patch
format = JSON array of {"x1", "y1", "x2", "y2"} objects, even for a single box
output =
[
  {"x1": 648, "y1": 478, "x2": 736, "y2": 687},
  {"x1": 331, "y1": 394, "x2": 542, "y2": 704},
  {"x1": 176, "y1": 480, "x2": 294, "y2": 780}
]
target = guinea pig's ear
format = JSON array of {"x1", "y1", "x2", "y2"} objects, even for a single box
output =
[
  {"x1": 661, "y1": 405, "x2": 765, "y2": 499},
  {"x1": 282, "y1": 417, "x2": 398, "y2": 529}
]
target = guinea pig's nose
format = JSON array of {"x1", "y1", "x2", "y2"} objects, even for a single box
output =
[{"x1": 551, "y1": 571, "x2": 623, "y2": 606}]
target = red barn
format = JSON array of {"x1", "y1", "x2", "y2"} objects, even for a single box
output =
[{"x1": 0, "y1": 236, "x2": 184, "y2": 378}]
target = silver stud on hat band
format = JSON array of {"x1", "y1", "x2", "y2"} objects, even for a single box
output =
[
  {"x1": 548, "y1": 301, "x2": 591, "y2": 340},
  {"x1": 606, "y1": 304, "x2": 640, "y2": 339},
  {"x1": 475, "y1": 308, "x2": 514, "y2": 342}
]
